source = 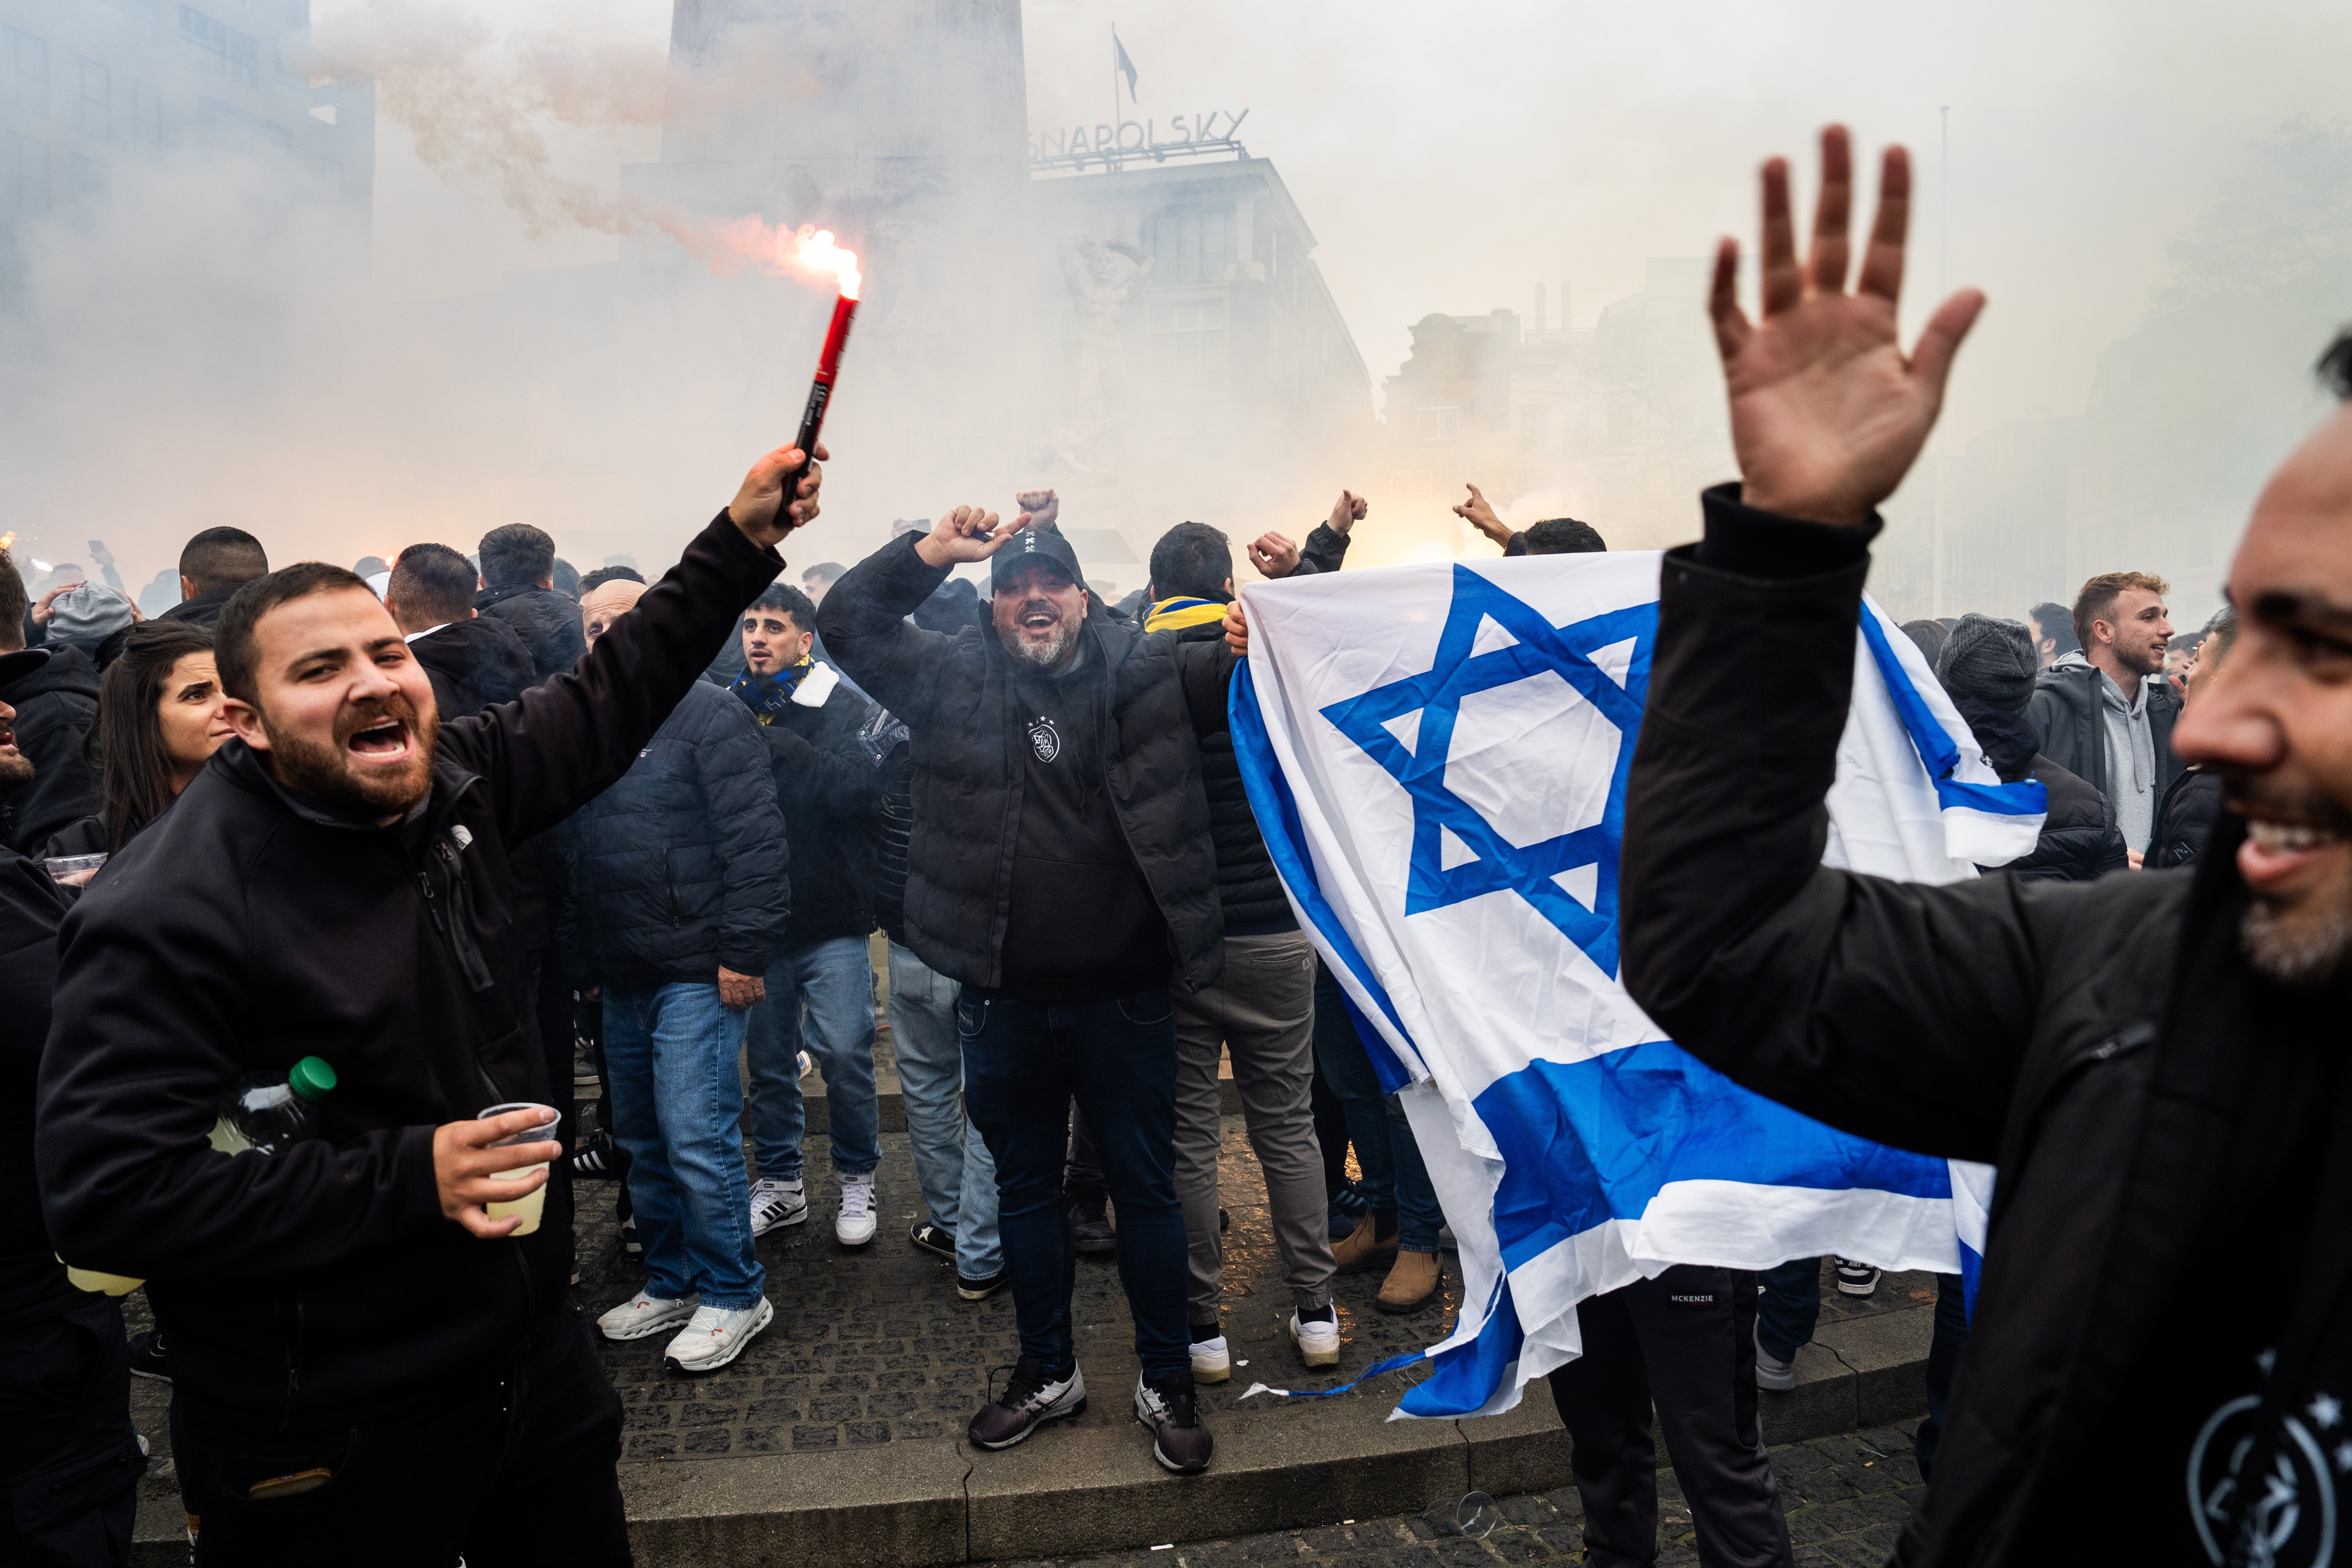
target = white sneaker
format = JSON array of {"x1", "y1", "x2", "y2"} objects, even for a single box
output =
[
  {"x1": 797, "y1": 1050, "x2": 815, "y2": 1079},
  {"x1": 664, "y1": 1298, "x2": 774, "y2": 1373},
  {"x1": 1290, "y1": 1310, "x2": 1341, "y2": 1368},
  {"x1": 1754, "y1": 1322, "x2": 1796, "y2": 1391},
  {"x1": 597, "y1": 1290, "x2": 697, "y2": 1342},
  {"x1": 835, "y1": 1176, "x2": 877, "y2": 1246},
  {"x1": 750, "y1": 1177, "x2": 806, "y2": 1238},
  {"x1": 1189, "y1": 1333, "x2": 1231, "y2": 1383}
]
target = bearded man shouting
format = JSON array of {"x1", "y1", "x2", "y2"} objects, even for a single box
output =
[{"x1": 35, "y1": 444, "x2": 823, "y2": 1566}]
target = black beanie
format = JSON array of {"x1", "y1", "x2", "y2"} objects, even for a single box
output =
[{"x1": 1935, "y1": 613, "x2": 2038, "y2": 716}]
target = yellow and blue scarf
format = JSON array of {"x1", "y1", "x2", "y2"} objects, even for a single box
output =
[
  {"x1": 1143, "y1": 596, "x2": 1227, "y2": 634},
  {"x1": 729, "y1": 655, "x2": 815, "y2": 726}
]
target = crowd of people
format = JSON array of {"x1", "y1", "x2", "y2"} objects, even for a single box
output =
[{"x1": 2, "y1": 122, "x2": 2347, "y2": 1568}]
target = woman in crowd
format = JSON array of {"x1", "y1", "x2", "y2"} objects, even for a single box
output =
[{"x1": 43, "y1": 621, "x2": 234, "y2": 863}]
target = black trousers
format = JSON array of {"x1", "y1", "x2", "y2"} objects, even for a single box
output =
[
  {"x1": 1546, "y1": 1266, "x2": 1791, "y2": 1568},
  {"x1": 0, "y1": 1295, "x2": 145, "y2": 1567},
  {"x1": 173, "y1": 1309, "x2": 629, "y2": 1568}
]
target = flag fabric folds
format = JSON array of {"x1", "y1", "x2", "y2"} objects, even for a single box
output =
[
  {"x1": 1113, "y1": 29, "x2": 1139, "y2": 102},
  {"x1": 1228, "y1": 554, "x2": 2031, "y2": 1417}
]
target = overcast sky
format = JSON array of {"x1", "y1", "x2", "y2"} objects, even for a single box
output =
[{"x1": 353, "y1": 0, "x2": 2352, "y2": 454}]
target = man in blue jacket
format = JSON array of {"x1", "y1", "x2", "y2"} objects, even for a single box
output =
[{"x1": 561, "y1": 575, "x2": 790, "y2": 1375}]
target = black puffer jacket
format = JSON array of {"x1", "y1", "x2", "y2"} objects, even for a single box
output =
[
  {"x1": 475, "y1": 583, "x2": 588, "y2": 686},
  {"x1": 560, "y1": 680, "x2": 789, "y2": 986},
  {"x1": 2149, "y1": 768, "x2": 2223, "y2": 869},
  {"x1": 409, "y1": 616, "x2": 536, "y2": 718},
  {"x1": 1622, "y1": 488, "x2": 2352, "y2": 1568},
  {"x1": 735, "y1": 666, "x2": 883, "y2": 947},
  {"x1": 873, "y1": 738, "x2": 914, "y2": 946},
  {"x1": 2007, "y1": 756, "x2": 2127, "y2": 883},
  {"x1": 0, "y1": 646, "x2": 100, "y2": 855},
  {"x1": 36, "y1": 510, "x2": 781, "y2": 1431},
  {"x1": 1167, "y1": 621, "x2": 1292, "y2": 932},
  {"x1": 0, "y1": 848, "x2": 74, "y2": 1332},
  {"x1": 819, "y1": 533, "x2": 1232, "y2": 993}
]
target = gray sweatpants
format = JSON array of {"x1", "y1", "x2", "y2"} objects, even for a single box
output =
[{"x1": 1171, "y1": 929, "x2": 1335, "y2": 1321}]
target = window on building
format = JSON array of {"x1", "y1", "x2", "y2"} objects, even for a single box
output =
[
  {"x1": 9, "y1": 132, "x2": 51, "y2": 214},
  {"x1": 130, "y1": 79, "x2": 162, "y2": 148},
  {"x1": 1146, "y1": 207, "x2": 1235, "y2": 286},
  {"x1": 73, "y1": 152, "x2": 109, "y2": 200},
  {"x1": 7, "y1": 28, "x2": 48, "y2": 119},
  {"x1": 78, "y1": 57, "x2": 108, "y2": 137},
  {"x1": 1415, "y1": 407, "x2": 1461, "y2": 441},
  {"x1": 180, "y1": 8, "x2": 260, "y2": 88},
  {"x1": 1150, "y1": 299, "x2": 1227, "y2": 377}
]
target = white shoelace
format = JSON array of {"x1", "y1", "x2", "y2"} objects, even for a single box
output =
[{"x1": 840, "y1": 1180, "x2": 874, "y2": 1219}]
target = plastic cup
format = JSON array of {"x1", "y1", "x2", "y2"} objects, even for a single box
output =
[
  {"x1": 43, "y1": 853, "x2": 107, "y2": 887},
  {"x1": 478, "y1": 1102, "x2": 561, "y2": 1237}
]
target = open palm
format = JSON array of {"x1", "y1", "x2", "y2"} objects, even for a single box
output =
[{"x1": 1713, "y1": 127, "x2": 1985, "y2": 527}]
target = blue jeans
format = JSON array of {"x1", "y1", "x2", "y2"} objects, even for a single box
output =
[
  {"x1": 887, "y1": 942, "x2": 1001, "y2": 1279},
  {"x1": 960, "y1": 987, "x2": 1189, "y2": 1383},
  {"x1": 1755, "y1": 1257, "x2": 1823, "y2": 1363},
  {"x1": 1310, "y1": 960, "x2": 1444, "y2": 1251},
  {"x1": 603, "y1": 981, "x2": 764, "y2": 1309},
  {"x1": 745, "y1": 935, "x2": 881, "y2": 1180}
]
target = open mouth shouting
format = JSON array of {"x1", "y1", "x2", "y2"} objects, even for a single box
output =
[
  {"x1": 2229, "y1": 776, "x2": 2352, "y2": 898},
  {"x1": 346, "y1": 716, "x2": 413, "y2": 765}
]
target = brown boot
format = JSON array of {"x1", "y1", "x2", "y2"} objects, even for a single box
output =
[
  {"x1": 1376, "y1": 1250, "x2": 1443, "y2": 1313},
  {"x1": 1330, "y1": 1210, "x2": 1400, "y2": 1274}
]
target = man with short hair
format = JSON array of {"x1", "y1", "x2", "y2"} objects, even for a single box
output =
[
  {"x1": 160, "y1": 526, "x2": 269, "y2": 628},
  {"x1": 386, "y1": 543, "x2": 535, "y2": 717},
  {"x1": 2026, "y1": 570, "x2": 2181, "y2": 864},
  {"x1": 731, "y1": 584, "x2": 894, "y2": 1251},
  {"x1": 820, "y1": 506, "x2": 1234, "y2": 1474},
  {"x1": 802, "y1": 562, "x2": 845, "y2": 605},
  {"x1": 2024, "y1": 600, "x2": 2079, "y2": 669},
  {"x1": 1135, "y1": 519, "x2": 1346, "y2": 1377},
  {"x1": 0, "y1": 548, "x2": 101, "y2": 853},
  {"x1": 36, "y1": 443, "x2": 823, "y2": 1563},
  {"x1": 476, "y1": 523, "x2": 589, "y2": 684},
  {"x1": 1625, "y1": 125, "x2": 2352, "y2": 1563}
]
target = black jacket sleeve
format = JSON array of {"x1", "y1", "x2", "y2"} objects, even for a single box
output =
[
  {"x1": 767, "y1": 701, "x2": 884, "y2": 827},
  {"x1": 1618, "y1": 486, "x2": 2052, "y2": 1163},
  {"x1": 814, "y1": 535, "x2": 956, "y2": 730},
  {"x1": 436, "y1": 510, "x2": 782, "y2": 849},
  {"x1": 4, "y1": 693, "x2": 99, "y2": 856},
  {"x1": 697, "y1": 695, "x2": 792, "y2": 977},
  {"x1": 1296, "y1": 523, "x2": 1352, "y2": 578}
]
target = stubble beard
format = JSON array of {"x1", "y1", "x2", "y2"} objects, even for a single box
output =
[
  {"x1": 2241, "y1": 883, "x2": 2352, "y2": 985},
  {"x1": 263, "y1": 692, "x2": 440, "y2": 819}
]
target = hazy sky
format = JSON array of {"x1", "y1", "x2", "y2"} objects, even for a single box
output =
[{"x1": 353, "y1": 0, "x2": 2352, "y2": 456}]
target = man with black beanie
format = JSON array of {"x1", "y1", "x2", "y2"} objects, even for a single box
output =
[{"x1": 1935, "y1": 613, "x2": 2126, "y2": 882}]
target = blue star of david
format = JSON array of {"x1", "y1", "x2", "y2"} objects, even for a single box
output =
[{"x1": 1320, "y1": 568, "x2": 1657, "y2": 978}]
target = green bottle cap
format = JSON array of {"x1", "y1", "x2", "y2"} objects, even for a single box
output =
[{"x1": 288, "y1": 1057, "x2": 338, "y2": 1101}]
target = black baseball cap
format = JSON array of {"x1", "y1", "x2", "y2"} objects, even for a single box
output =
[{"x1": 991, "y1": 526, "x2": 1084, "y2": 593}]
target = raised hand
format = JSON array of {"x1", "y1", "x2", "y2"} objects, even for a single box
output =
[
  {"x1": 1014, "y1": 489, "x2": 1061, "y2": 532},
  {"x1": 1712, "y1": 125, "x2": 1984, "y2": 526},
  {"x1": 1223, "y1": 599, "x2": 1250, "y2": 658},
  {"x1": 1327, "y1": 489, "x2": 1368, "y2": 537},
  {"x1": 1452, "y1": 483, "x2": 1511, "y2": 549},
  {"x1": 728, "y1": 442, "x2": 830, "y2": 550},
  {"x1": 914, "y1": 505, "x2": 1023, "y2": 568},
  {"x1": 1247, "y1": 531, "x2": 1301, "y2": 579}
]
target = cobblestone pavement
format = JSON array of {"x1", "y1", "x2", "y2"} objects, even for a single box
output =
[{"x1": 995, "y1": 1425, "x2": 1926, "y2": 1568}]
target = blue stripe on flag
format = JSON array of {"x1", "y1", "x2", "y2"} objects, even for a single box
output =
[
  {"x1": 1859, "y1": 610, "x2": 2047, "y2": 820},
  {"x1": 1397, "y1": 1275, "x2": 1526, "y2": 1418},
  {"x1": 1475, "y1": 1044, "x2": 1952, "y2": 1272},
  {"x1": 1231, "y1": 661, "x2": 1421, "y2": 1091}
]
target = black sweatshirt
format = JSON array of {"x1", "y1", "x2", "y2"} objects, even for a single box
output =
[{"x1": 36, "y1": 509, "x2": 781, "y2": 1432}]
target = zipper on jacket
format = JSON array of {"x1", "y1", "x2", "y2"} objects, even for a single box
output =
[{"x1": 435, "y1": 839, "x2": 496, "y2": 993}]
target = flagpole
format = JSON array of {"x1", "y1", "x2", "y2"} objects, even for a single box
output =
[{"x1": 1109, "y1": 24, "x2": 1118, "y2": 171}]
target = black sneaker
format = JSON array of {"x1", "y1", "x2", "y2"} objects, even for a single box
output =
[
  {"x1": 572, "y1": 1131, "x2": 626, "y2": 1180},
  {"x1": 1133, "y1": 1372, "x2": 1214, "y2": 1474},
  {"x1": 1066, "y1": 1192, "x2": 1116, "y2": 1256},
  {"x1": 956, "y1": 1270, "x2": 1007, "y2": 1302},
  {"x1": 969, "y1": 1356, "x2": 1086, "y2": 1450},
  {"x1": 619, "y1": 1215, "x2": 641, "y2": 1256},
  {"x1": 910, "y1": 1220, "x2": 955, "y2": 1261},
  {"x1": 1834, "y1": 1258, "x2": 1880, "y2": 1297},
  {"x1": 127, "y1": 1329, "x2": 172, "y2": 1383},
  {"x1": 1327, "y1": 1179, "x2": 1370, "y2": 1240}
]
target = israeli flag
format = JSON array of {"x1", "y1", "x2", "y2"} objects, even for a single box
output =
[{"x1": 1228, "y1": 553, "x2": 2040, "y2": 1417}]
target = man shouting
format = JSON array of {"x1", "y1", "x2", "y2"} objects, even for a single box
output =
[{"x1": 36, "y1": 445, "x2": 824, "y2": 1565}]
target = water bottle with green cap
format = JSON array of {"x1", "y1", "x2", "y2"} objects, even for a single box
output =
[{"x1": 209, "y1": 1056, "x2": 338, "y2": 1156}]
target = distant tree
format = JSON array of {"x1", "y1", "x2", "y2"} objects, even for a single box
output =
[{"x1": 2160, "y1": 116, "x2": 2352, "y2": 304}]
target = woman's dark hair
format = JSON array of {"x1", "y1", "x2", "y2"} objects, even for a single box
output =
[{"x1": 89, "y1": 621, "x2": 218, "y2": 853}]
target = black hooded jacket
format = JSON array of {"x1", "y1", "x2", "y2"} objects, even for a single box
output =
[
  {"x1": 0, "y1": 646, "x2": 100, "y2": 855},
  {"x1": 408, "y1": 616, "x2": 537, "y2": 719},
  {"x1": 2149, "y1": 768, "x2": 2224, "y2": 869},
  {"x1": 157, "y1": 584, "x2": 241, "y2": 630},
  {"x1": 2009, "y1": 757, "x2": 2127, "y2": 883},
  {"x1": 474, "y1": 583, "x2": 588, "y2": 686},
  {"x1": 34, "y1": 510, "x2": 781, "y2": 1432},
  {"x1": 818, "y1": 534, "x2": 1232, "y2": 995},
  {"x1": 735, "y1": 666, "x2": 885, "y2": 947},
  {"x1": 2024, "y1": 654, "x2": 2182, "y2": 829},
  {"x1": 1622, "y1": 488, "x2": 2352, "y2": 1567}
]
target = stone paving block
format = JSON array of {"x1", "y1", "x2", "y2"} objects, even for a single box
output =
[
  {"x1": 623, "y1": 1439, "x2": 968, "y2": 1567},
  {"x1": 1759, "y1": 1340, "x2": 1857, "y2": 1446},
  {"x1": 1459, "y1": 1385, "x2": 1573, "y2": 1499},
  {"x1": 1816, "y1": 1308, "x2": 1934, "y2": 1430}
]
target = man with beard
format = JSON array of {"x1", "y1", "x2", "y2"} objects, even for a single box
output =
[
  {"x1": 1619, "y1": 124, "x2": 2352, "y2": 1565},
  {"x1": 34, "y1": 443, "x2": 823, "y2": 1565},
  {"x1": 818, "y1": 507, "x2": 1234, "y2": 1475},
  {"x1": 2027, "y1": 570, "x2": 2182, "y2": 866}
]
